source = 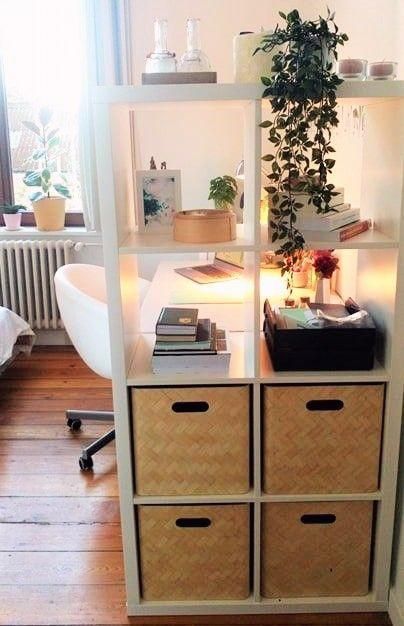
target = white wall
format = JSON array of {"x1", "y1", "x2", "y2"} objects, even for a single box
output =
[{"x1": 132, "y1": 106, "x2": 244, "y2": 210}]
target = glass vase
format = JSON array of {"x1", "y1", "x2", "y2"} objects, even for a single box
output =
[
  {"x1": 145, "y1": 19, "x2": 177, "y2": 73},
  {"x1": 178, "y1": 18, "x2": 211, "y2": 72},
  {"x1": 314, "y1": 277, "x2": 331, "y2": 303}
]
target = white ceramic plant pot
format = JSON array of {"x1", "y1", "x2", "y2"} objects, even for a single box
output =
[
  {"x1": 33, "y1": 197, "x2": 66, "y2": 231},
  {"x1": 3, "y1": 213, "x2": 22, "y2": 230},
  {"x1": 292, "y1": 270, "x2": 308, "y2": 288}
]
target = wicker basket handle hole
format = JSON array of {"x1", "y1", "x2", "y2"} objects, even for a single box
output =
[
  {"x1": 171, "y1": 401, "x2": 209, "y2": 413},
  {"x1": 306, "y1": 399, "x2": 344, "y2": 411},
  {"x1": 175, "y1": 517, "x2": 211, "y2": 528},
  {"x1": 301, "y1": 514, "x2": 336, "y2": 525}
]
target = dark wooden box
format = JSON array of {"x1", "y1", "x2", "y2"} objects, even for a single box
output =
[{"x1": 263, "y1": 302, "x2": 376, "y2": 371}]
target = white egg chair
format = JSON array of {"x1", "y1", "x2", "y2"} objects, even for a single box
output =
[{"x1": 55, "y1": 263, "x2": 150, "y2": 470}]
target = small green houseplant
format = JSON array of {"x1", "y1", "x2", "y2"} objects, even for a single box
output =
[
  {"x1": 23, "y1": 107, "x2": 71, "y2": 231},
  {"x1": 208, "y1": 175, "x2": 238, "y2": 211},
  {"x1": 257, "y1": 9, "x2": 348, "y2": 257},
  {"x1": 0, "y1": 203, "x2": 26, "y2": 231}
]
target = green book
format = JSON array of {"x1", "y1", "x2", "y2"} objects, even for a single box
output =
[
  {"x1": 155, "y1": 319, "x2": 212, "y2": 351},
  {"x1": 156, "y1": 307, "x2": 198, "y2": 335}
]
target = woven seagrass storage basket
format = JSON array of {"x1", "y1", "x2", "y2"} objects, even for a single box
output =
[
  {"x1": 262, "y1": 384, "x2": 383, "y2": 494},
  {"x1": 138, "y1": 504, "x2": 250, "y2": 600},
  {"x1": 132, "y1": 386, "x2": 250, "y2": 495},
  {"x1": 261, "y1": 501, "x2": 373, "y2": 598}
]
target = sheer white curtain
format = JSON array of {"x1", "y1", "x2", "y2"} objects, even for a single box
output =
[{"x1": 80, "y1": 0, "x2": 134, "y2": 231}]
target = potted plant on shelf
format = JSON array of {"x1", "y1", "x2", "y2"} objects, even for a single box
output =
[
  {"x1": 22, "y1": 108, "x2": 71, "y2": 231},
  {"x1": 208, "y1": 175, "x2": 238, "y2": 211},
  {"x1": 0, "y1": 203, "x2": 26, "y2": 231},
  {"x1": 256, "y1": 8, "x2": 348, "y2": 257},
  {"x1": 283, "y1": 249, "x2": 313, "y2": 288}
]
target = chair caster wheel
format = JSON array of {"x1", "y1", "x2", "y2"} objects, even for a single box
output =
[
  {"x1": 79, "y1": 456, "x2": 93, "y2": 471},
  {"x1": 67, "y1": 417, "x2": 82, "y2": 432}
]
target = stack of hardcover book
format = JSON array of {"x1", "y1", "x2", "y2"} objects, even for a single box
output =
[
  {"x1": 292, "y1": 187, "x2": 371, "y2": 242},
  {"x1": 151, "y1": 307, "x2": 231, "y2": 374}
]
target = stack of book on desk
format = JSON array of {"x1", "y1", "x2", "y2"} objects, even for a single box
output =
[
  {"x1": 151, "y1": 307, "x2": 230, "y2": 374},
  {"x1": 293, "y1": 187, "x2": 371, "y2": 242}
]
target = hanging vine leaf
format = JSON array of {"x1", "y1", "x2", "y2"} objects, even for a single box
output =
[{"x1": 256, "y1": 9, "x2": 348, "y2": 256}]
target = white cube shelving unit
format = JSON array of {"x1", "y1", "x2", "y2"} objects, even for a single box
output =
[{"x1": 93, "y1": 82, "x2": 404, "y2": 616}]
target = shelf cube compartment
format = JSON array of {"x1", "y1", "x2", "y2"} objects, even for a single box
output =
[
  {"x1": 262, "y1": 384, "x2": 384, "y2": 494},
  {"x1": 261, "y1": 501, "x2": 373, "y2": 598},
  {"x1": 138, "y1": 504, "x2": 250, "y2": 600},
  {"x1": 132, "y1": 385, "x2": 251, "y2": 495}
]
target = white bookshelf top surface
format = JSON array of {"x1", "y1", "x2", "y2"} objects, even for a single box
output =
[
  {"x1": 120, "y1": 224, "x2": 254, "y2": 254},
  {"x1": 93, "y1": 81, "x2": 404, "y2": 105}
]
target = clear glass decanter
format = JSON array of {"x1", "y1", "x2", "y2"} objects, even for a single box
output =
[
  {"x1": 145, "y1": 19, "x2": 177, "y2": 73},
  {"x1": 178, "y1": 18, "x2": 211, "y2": 72}
]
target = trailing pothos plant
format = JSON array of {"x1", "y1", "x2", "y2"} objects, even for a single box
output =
[{"x1": 256, "y1": 8, "x2": 348, "y2": 258}]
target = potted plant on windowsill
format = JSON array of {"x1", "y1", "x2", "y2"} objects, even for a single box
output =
[
  {"x1": 0, "y1": 203, "x2": 27, "y2": 231},
  {"x1": 22, "y1": 108, "x2": 71, "y2": 231},
  {"x1": 256, "y1": 9, "x2": 348, "y2": 257}
]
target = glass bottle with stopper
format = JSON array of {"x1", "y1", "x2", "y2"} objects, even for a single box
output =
[
  {"x1": 145, "y1": 19, "x2": 177, "y2": 73},
  {"x1": 178, "y1": 18, "x2": 211, "y2": 72}
]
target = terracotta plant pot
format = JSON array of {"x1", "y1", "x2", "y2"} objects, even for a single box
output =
[
  {"x1": 3, "y1": 212, "x2": 22, "y2": 231},
  {"x1": 33, "y1": 197, "x2": 66, "y2": 231}
]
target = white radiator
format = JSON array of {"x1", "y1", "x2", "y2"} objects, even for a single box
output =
[{"x1": 0, "y1": 240, "x2": 77, "y2": 330}]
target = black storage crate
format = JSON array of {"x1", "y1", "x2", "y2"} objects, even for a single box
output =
[{"x1": 263, "y1": 302, "x2": 376, "y2": 371}]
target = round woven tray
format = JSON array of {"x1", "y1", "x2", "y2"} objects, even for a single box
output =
[{"x1": 173, "y1": 209, "x2": 237, "y2": 243}]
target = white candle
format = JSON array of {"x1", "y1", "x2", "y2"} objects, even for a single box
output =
[
  {"x1": 233, "y1": 30, "x2": 274, "y2": 83},
  {"x1": 367, "y1": 61, "x2": 397, "y2": 80}
]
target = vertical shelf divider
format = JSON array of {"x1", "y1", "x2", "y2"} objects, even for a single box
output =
[
  {"x1": 93, "y1": 102, "x2": 141, "y2": 607},
  {"x1": 253, "y1": 500, "x2": 262, "y2": 603}
]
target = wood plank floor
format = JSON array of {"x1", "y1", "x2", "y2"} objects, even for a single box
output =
[{"x1": 0, "y1": 347, "x2": 391, "y2": 626}]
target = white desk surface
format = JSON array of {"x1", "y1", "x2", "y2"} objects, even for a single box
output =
[{"x1": 140, "y1": 260, "x2": 247, "y2": 333}]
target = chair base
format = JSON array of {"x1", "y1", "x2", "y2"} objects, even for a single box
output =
[{"x1": 66, "y1": 410, "x2": 115, "y2": 471}]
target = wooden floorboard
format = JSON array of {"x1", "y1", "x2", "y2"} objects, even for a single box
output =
[
  {"x1": 0, "y1": 496, "x2": 121, "y2": 524},
  {"x1": 0, "y1": 453, "x2": 117, "y2": 474},
  {"x1": 0, "y1": 347, "x2": 391, "y2": 626}
]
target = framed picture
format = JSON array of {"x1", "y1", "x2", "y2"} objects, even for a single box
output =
[{"x1": 136, "y1": 170, "x2": 182, "y2": 233}]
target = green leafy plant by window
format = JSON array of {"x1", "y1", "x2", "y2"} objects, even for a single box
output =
[
  {"x1": 257, "y1": 9, "x2": 348, "y2": 256},
  {"x1": 208, "y1": 175, "x2": 238, "y2": 210},
  {"x1": 0, "y1": 203, "x2": 27, "y2": 214},
  {"x1": 22, "y1": 107, "x2": 71, "y2": 202}
]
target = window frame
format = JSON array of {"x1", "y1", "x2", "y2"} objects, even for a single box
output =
[{"x1": 0, "y1": 55, "x2": 85, "y2": 229}]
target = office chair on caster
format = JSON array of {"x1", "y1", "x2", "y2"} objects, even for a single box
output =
[{"x1": 55, "y1": 263, "x2": 150, "y2": 470}]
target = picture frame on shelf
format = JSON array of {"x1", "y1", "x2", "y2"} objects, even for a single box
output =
[{"x1": 135, "y1": 169, "x2": 182, "y2": 233}]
